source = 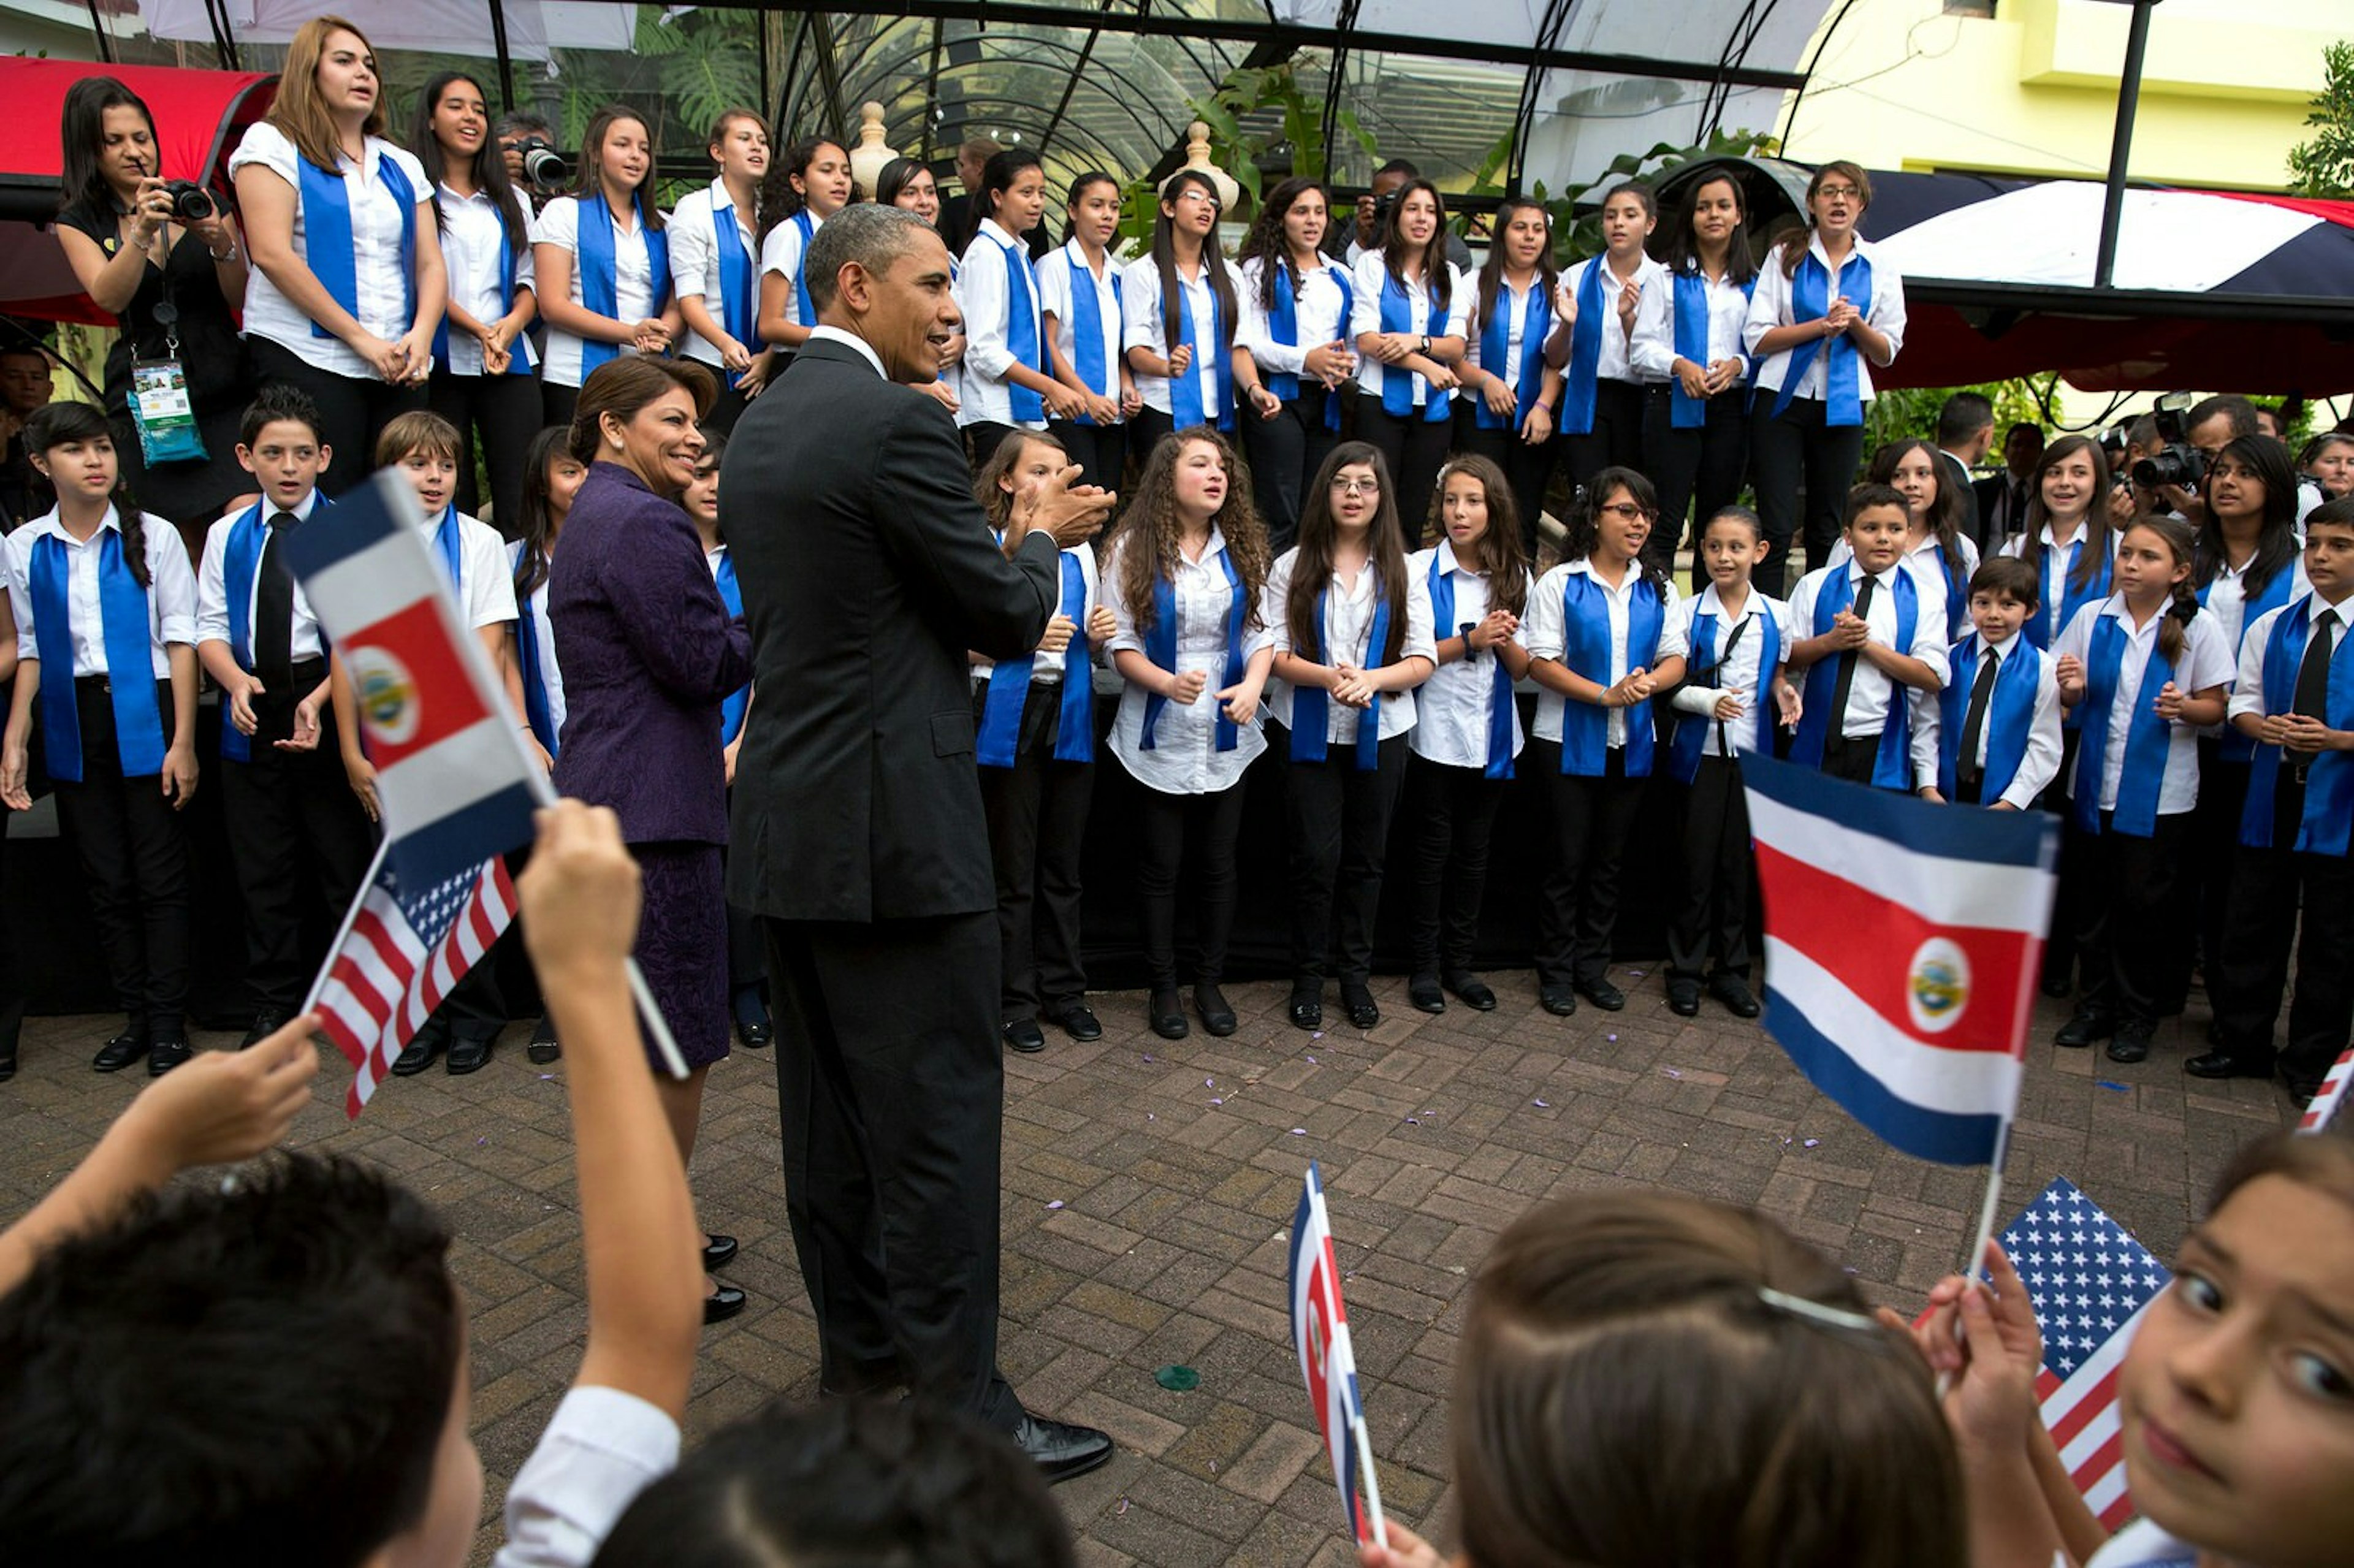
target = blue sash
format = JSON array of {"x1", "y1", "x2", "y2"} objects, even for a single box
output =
[
  {"x1": 1474, "y1": 280, "x2": 1550, "y2": 435},
  {"x1": 1289, "y1": 580, "x2": 1391, "y2": 771},
  {"x1": 790, "y1": 211, "x2": 816, "y2": 328},
  {"x1": 1558, "y1": 257, "x2": 1607, "y2": 436},
  {"x1": 1170, "y1": 273, "x2": 1233, "y2": 432},
  {"x1": 1428, "y1": 548, "x2": 1514, "y2": 778},
  {"x1": 2024, "y1": 536, "x2": 2113, "y2": 656},
  {"x1": 709, "y1": 547, "x2": 750, "y2": 745},
  {"x1": 425, "y1": 505, "x2": 467, "y2": 591},
  {"x1": 1669, "y1": 601, "x2": 1781, "y2": 784},
  {"x1": 2240, "y1": 596, "x2": 2354, "y2": 854},
  {"x1": 219, "y1": 495, "x2": 334, "y2": 761},
  {"x1": 1268, "y1": 259, "x2": 1352, "y2": 433},
  {"x1": 29, "y1": 525, "x2": 166, "y2": 782},
  {"x1": 1937, "y1": 637, "x2": 2041, "y2": 804},
  {"x1": 1377, "y1": 271, "x2": 1453, "y2": 423},
  {"x1": 1793, "y1": 566, "x2": 1918, "y2": 790},
  {"x1": 1558, "y1": 569, "x2": 1665, "y2": 777},
  {"x1": 2200, "y1": 560, "x2": 2298, "y2": 764},
  {"x1": 300, "y1": 147, "x2": 416, "y2": 341},
  {"x1": 579, "y1": 194, "x2": 671, "y2": 376},
  {"x1": 713, "y1": 196, "x2": 763, "y2": 358},
  {"x1": 978, "y1": 551, "x2": 1095, "y2": 767},
  {"x1": 513, "y1": 550, "x2": 560, "y2": 758},
  {"x1": 2073, "y1": 611, "x2": 2175, "y2": 838},
  {"x1": 1771, "y1": 245, "x2": 1873, "y2": 425},
  {"x1": 432, "y1": 215, "x2": 529, "y2": 376},
  {"x1": 994, "y1": 235, "x2": 1046, "y2": 424},
  {"x1": 1140, "y1": 549, "x2": 1245, "y2": 751},
  {"x1": 1669, "y1": 270, "x2": 1753, "y2": 429},
  {"x1": 1065, "y1": 243, "x2": 1121, "y2": 424}
]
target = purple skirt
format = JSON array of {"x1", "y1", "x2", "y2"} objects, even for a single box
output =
[{"x1": 632, "y1": 840, "x2": 731, "y2": 1072}]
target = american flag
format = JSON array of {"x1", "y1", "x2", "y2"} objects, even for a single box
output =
[
  {"x1": 1999, "y1": 1177, "x2": 2171, "y2": 1530},
  {"x1": 310, "y1": 847, "x2": 516, "y2": 1118}
]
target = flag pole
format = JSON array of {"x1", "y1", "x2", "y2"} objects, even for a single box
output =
[
  {"x1": 1350, "y1": 1412, "x2": 1389, "y2": 1550},
  {"x1": 300, "y1": 835, "x2": 392, "y2": 1018}
]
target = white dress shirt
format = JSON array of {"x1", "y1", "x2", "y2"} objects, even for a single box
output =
[
  {"x1": 972, "y1": 542, "x2": 1099, "y2": 687},
  {"x1": 1997, "y1": 522, "x2": 2114, "y2": 644},
  {"x1": 1826, "y1": 530, "x2": 1979, "y2": 607},
  {"x1": 1104, "y1": 525, "x2": 1273, "y2": 793},
  {"x1": 1236, "y1": 254, "x2": 1352, "y2": 381},
  {"x1": 1348, "y1": 254, "x2": 1471, "y2": 409},
  {"x1": 532, "y1": 195, "x2": 663, "y2": 389},
  {"x1": 228, "y1": 123, "x2": 433, "y2": 381},
  {"x1": 665, "y1": 177, "x2": 759, "y2": 368},
  {"x1": 421, "y1": 508, "x2": 520, "y2": 629},
  {"x1": 2200, "y1": 549, "x2": 2310, "y2": 736},
  {"x1": 957, "y1": 218, "x2": 1049, "y2": 430},
  {"x1": 1262, "y1": 547, "x2": 1436, "y2": 744},
  {"x1": 1037, "y1": 240, "x2": 1126, "y2": 409},
  {"x1": 1906, "y1": 631, "x2": 2063, "y2": 809},
  {"x1": 2054, "y1": 593, "x2": 2234, "y2": 815},
  {"x1": 1789, "y1": 559, "x2": 1952, "y2": 737},
  {"x1": 509, "y1": 538, "x2": 565, "y2": 744},
  {"x1": 436, "y1": 183, "x2": 536, "y2": 377},
  {"x1": 2231, "y1": 592, "x2": 2353, "y2": 723},
  {"x1": 492, "y1": 1385, "x2": 679, "y2": 1568},
  {"x1": 195, "y1": 489, "x2": 327, "y2": 661},
  {"x1": 1462, "y1": 273, "x2": 1552, "y2": 397},
  {"x1": 1553, "y1": 252, "x2": 1671, "y2": 384},
  {"x1": 7, "y1": 505, "x2": 197, "y2": 676},
  {"x1": 1743, "y1": 232, "x2": 1906, "y2": 403},
  {"x1": 756, "y1": 208, "x2": 823, "y2": 332},
  {"x1": 1407, "y1": 541, "x2": 1530, "y2": 767},
  {"x1": 1645, "y1": 263, "x2": 1754, "y2": 377},
  {"x1": 1121, "y1": 254, "x2": 1234, "y2": 419},
  {"x1": 1666, "y1": 584, "x2": 1793, "y2": 758},
  {"x1": 1525, "y1": 558, "x2": 1688, "y2": 745}
]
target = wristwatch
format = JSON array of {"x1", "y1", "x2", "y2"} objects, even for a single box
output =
[{"x1": 1417, "y1": 333, "x2": 1432, "y2": 356}]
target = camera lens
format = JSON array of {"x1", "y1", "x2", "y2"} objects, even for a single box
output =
[
  {"x1": 520, "y1": 143, "x2": 571, "y2": 186},
  {"x1": 167, "y1": 180, "x2": 216, "y2": 221}
]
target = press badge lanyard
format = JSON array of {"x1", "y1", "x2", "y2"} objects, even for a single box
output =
[{"x1": 129, "y1": 287, "x2": 207, "y2": 466}]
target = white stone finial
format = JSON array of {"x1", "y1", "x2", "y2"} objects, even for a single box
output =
[
  {"x1": 848, "y1": 99, "x2": 899, "y2": 196},
  {"x1": 1160, "y1": 119, "x2": 1240, "y2": 213}
]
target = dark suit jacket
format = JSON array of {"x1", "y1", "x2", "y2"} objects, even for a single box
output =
[
  {"x1": 1974, "y1": 470, "x2": 2035, "y2": 549},
  {"x1": 1935, "y1": 447, "x2": 1984, "y2": 549},
  {"x1": 723, "y1": 335, "x2": 1062, "y2": 923}
]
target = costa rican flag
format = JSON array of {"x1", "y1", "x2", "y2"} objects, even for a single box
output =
[
  {"x1": 1999, "y1": 1178, "x2": 2171, "y2": 1530},
  {"x1": 280, "y1": 469, "x2": 543, "y2": 891},
  {"x1": 1287, "y1": 1163, "x2": 1387, "y2": 1548},
  {"x1": 2300, "y1": 1047, "x2": 2353, "y2": 1134},
  {"x1": 1742, "y1": 755, "x2": 2059, "y2": 1165},
  {"x1": 309, "y1": 845, "x2": 516, "y2": 1117}
]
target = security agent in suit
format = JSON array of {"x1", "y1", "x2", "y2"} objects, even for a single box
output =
[{"x1": 721, "y1": 202, "x2": 1118, "y2": 1483}]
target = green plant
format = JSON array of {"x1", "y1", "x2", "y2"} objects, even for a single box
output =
[
  {"x1": 2288, "y1": 40, "x2": 2354, "y2": 198},
  {"x1": 1533, "y1": 126, "x2": 1775, "y2": 265},
  {"x1": 1115, "y1": 61, "x2": 1381, "y2": 245},
  {"x1": 1862, "y1": 379, "x2": 2047, "y2": 455}
]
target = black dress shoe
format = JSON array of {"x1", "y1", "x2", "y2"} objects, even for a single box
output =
[
  {"x1": 1407, "y1": 974, "x2": 1446, "y2": 1014},
  {"x1": 1341, "y1": 986, "x2": 1379, "y2": 1030},
  {"x1": 1008, "y1": 1410, "x2": 1115, "y2": 1485},
  {"x1": 2284, "y1": 1075, "x2": 2323, "y2": 1105},
  {"x1": 1667, "y1": 978, "x2": 1701, "y2": 1017},
  {"x1": 1707, "y1": 972, "x2": 1762, "y2": 1019},
  {"x1": 240, "y1": 1010, "x2": 291, "y2": 1050},
  {"x1": 93, "y1": 1033, "x2": 145, "y2": 1073},
  {"x1": 446, "y1": 1030, "x2": 497, "y2": 1075},
  {"x1": 1539, "y1": 985, "x2": 1577, "y2": 1017},
  {"x1": 1148, "y1": 989, "x2": 1189, "y2": 1040},
  {"x1": 1192, "y1": 984, "x2": 1236, "y2": 1037},
  {"x1": 1287, "y1": 991, "x2": 1323, "y2": 1030},
  {"x1": 1447, "y1": 973, "x2": 1497, "y2": 1011},
  {"x1": 1046, "y1": 999, "x2": 1103, "y2": 1041},
  {"x1": 703, "y1": 1285, "x2": 747, "y2": 1325},
  {"x1": 1003, "y1": 1018, "x2": 1047, "y2": 1054},
  {"x1": 702, "y1": 1233, "x2": 739, "y2": 1271},
  {"x1": 737, "y1": 1015, "x2": 773, "y2": 1049},
  {"x1": 526, "y1": 1013, "x2": 560, "y2": 1065},
  {"x1": 393, "y1": 1018, "x2": 449, "y2": 1076},
  {"x1": 2040, "y1": 975, "x2": 2073, "y2": 999},
  {"x1": 2106, "y1": 1029, "x2": 2152, "y2": 1065},
  {"x1": 147, "y1": 1038, "x2": 191, "y2": 1076},
  {"x1": 2054, "y1": 1011, "x2": 2114, "y2": 1049},
  {"x1": 2185, "y1": 1048, "x2": 2275, "y2": 1081},
  {"x1": 1575, "y1": 976, "x2": 1626, "y2": 1011}
]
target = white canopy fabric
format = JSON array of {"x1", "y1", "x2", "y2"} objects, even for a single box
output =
[{"x1": 140, "y1": 0, "x2": 635, "y2": 63}]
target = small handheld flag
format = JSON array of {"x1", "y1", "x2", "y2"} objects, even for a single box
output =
[
  {"x1": 2299, "y1": 1046, "x2": 2352, "y2": 1134},
  {"x1": 1287, "y1": 1162, "x2": 1387, "y2": 1549},
  {"x1": 1742, "y1": 754, "x2": 2059, "y2": 1166}
]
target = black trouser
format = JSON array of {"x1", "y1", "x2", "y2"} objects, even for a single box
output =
[
  {"x1": 1132, "y1": 775, "x2": 1249, "y2": 991},
  {"x1": 1748, "y1": 392, "x2": 1867, "y2": 598},
  {"x1": 1355, "y1": 402, "x2": 1454, "y2": 552},
  {"x1": 2213, "y1": 824, "x2": 2354, "y2": 1083},
  {"x1": 2181, "y1": 740, "x2": 2248, "y2": 1006},
  {"x1": 1643, "y1": 384, "x2": 1751, "y2": 592},
  {"x1": 542, "y1": 382, "x2": 579, "y2": 433},
  {"x1": 1238, "y1": 386, "x2": 1338, "y2": 555},
  {"x1": 1277, "y1": 724, "x2": 1409, "y2": 990},
  {"x1": 1670, "y1": 753, "x2": 1754, "y2": 980},
  {"x1": 428, "y1": 368, "x2": 543, "y2": 536},
  {"x1": 1129, "y1": 406, "x2": 1178, "y2": 460},
  {"x1": 2038, "y1": 728, "x2": 2084, "y2": 992},
  {"x1": 975, "y1": 681, "x2": 1093, "y2": 1024},
  {"x1": 964, "y1": 420, "x2": 1021, "y2": 477},
  {"x1": 220, "y1": 668, "x2": 375, "y2": 1013},
  {"x1": 0, "y1": 797, "x2": 22, "y2": 1059},
  {"x1": 1560, "y1": 378, "x2": 1647, "y2": 506},
  {"x1": 1046, "y1": 418, "x2": 1129, "y2": 497},
  {"x1": 1405, "y1": 752, "x2": 1507, "y2": 980},
  {"x1": 1820, "y1": 731, "x2": 1888, "y2": 787},
  {"x1": 1460, "y1": 422, "x2": 1558, "y2": 562},
  {"x1": 2070, "y1": 810, "x2": 2188, "y2": 1033},
  {"x1": 1531, "y1": 742, "x2": 1646, "y2": 987},
  {"x1": 53, "y1": 677, "x2": 190, "y2": 1040},
  {"x1": 766, "y1": 911, "x2": 1021, "y2": 1428},
  {"x1": 251, "y1": 337, "x2": 430, "y2": 498}
]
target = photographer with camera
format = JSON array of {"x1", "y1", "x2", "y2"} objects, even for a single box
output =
[
  {"x1": 2131, "y1": 394, "x2": 2258, "y2": 530},
  {"x1": 1338, "y1": 159, "x2": 1472, "y2": 273},
  {"x1": 54, "y1": 77, "x2": 254, "y2": 549},
  {"x1": 497, "y1": 112, "x2": 571, "y2": 201}
]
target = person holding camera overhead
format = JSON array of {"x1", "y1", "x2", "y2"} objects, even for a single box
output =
[
  {"x1": 230, "y1": 15, "x2": 446, "y2": 497},
  {"x1": 55, "y1": 77, "x2": 254, "y2": 546}
]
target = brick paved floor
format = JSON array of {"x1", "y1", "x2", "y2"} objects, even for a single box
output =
[{"x1": 0, "y1": 971, "x2": 2298, "y2": 1567}]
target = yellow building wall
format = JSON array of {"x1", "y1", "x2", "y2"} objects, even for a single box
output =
[{"x1": 1780, "y1": 0, "x2": 2345, "y2": 189}]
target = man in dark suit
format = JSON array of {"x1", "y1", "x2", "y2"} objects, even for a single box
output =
[
  {"x1": 1933, "y1": 390, "x2": 1993, "y2": 547},
  {"x1": 1973, "y1": 420, "x2": 2046, "y2": 550},
  {"x1": 722, "y1": 203, "x2": 1116, "y2": 1481}
]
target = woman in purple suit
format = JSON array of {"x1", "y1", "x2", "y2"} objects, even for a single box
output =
[{"x1": 549, "y1": 353, "x2": 754, "y2": 1322}]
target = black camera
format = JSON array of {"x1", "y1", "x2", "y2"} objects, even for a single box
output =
[
  {"x1": 162, "y1": 179, "x2": 218, "y2": 221},
  {"x1": 2130, "y1": 396, "x2": 2201, "y2": 490},
  {"x1": 1371, "y1": 188, "x2": 1398, "y2": 230},
  {"x1": 511, "y1": 137, "x2": 570, "y2": 189}
]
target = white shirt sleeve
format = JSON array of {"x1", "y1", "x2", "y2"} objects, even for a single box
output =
[
  {"x1": 959, "y1": 235, "x2": 1014, "y2": 380},
  {"x1": 146, "y1": 516, "x2": 197, "y2": 646},
  {"x1": 665, "y1": 192, "x2": 713, "y2": 302},
  {"x1": 462, "y1": 519, "x2": 518, "y2": 627},
  {"x1": 1905, "y1": 582, "x2": 1949, "y2": 686},
  {"x1": 1036, "y1": 250, "x2": 1072, "y2": 335},
  {"x1": 1653, "y1": 578, "x2": 1688, "y2": 661},
  {"x1": 1864, "y1": 248, "x2": 1906, "y2": 367},
  {"x1": 1743, "y1": 255, "x2": 1791, "y2": 359},
  {"x1": 1120, "y1": 258, "x2": 1163, "y2": 354},
  {"x1": 1348, "y1": 253, "x2": 1385, "y2": 344},
  {"x1": 2182, "y1": 613, "x2": 2236, "y2": 695},
  {"x1": 226, "y1": 119, "x2": 300, "y2": 189},
  {"x1": 1788, "y1": 571, "x2": 1822, "y2": 643},
  {"x1": 4, "y1": 530, "x2": 32, "y2": 664},
  {"x1": 532, "y1": 197, "x2": 581, "y2": 263},
  {"x1": 1236, "y1": 259, "x2": 1302, "y2": 378},
  {"x1": 2004, "y1": 652, "x2": 2065, "y2": 809},
  {"x1": 1910, "y1": 678, "x2": 1943, "y2": 793},
  {"x1": 1103, "y1": 533, "x2": 1145, "y2": 658},
  {"x1": 1437, "y1": 264, "x2": 1471, "y2": 341},
  {"x1": 194, "y1": 517, "x2": 232, "y2": 647},
  {"x1": 1525, "y1": 565, "x2": 1567, "y2": 661},
  {"x1": 492, "y1": 1386, "x2": 681, "y2": 1568},
  {"x1": 2230, "y1": 606, "x2": 2283, "y2": 721},
  {"x1": 1397, "y1": 568, "x2": 1437, "y2": 669},
  {"x1": 1263, "y1": 549, "x2": 1298, "y2": 655},
  {"x1": 1629, "y1": 260, "x2": 1675, "y2": 380}
]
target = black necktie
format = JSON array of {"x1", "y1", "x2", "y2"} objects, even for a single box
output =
[
  {"x1": 1957, "y1": 645, "x2": 1999, "y2": 801},
  {"x1": 254, "y1": 511, "x2": 298, "y2": 696},
  {"x1": 2010, "y1": 481, "x2": 2028, "y2": 533},
  {"x1": 1828, "y1": 574, "x2": 1876, "y2": 739},
  {"x1": 2293, "y1": 612, "x2": 2335, "y2": 785}
]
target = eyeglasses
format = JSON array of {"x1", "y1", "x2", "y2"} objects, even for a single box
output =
[
  {"x1": 1330, "y1": 477, "x2": 1381, "y2": 495},
  {"x1": 1815, "y1": 183, "x2": 1862, "y2": 202},
  {"x1": 1596, "y1": 501, "x2": 1651, "y2": 520}
]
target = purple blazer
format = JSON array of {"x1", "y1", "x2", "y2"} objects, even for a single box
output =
[{"x1": 549, "y1": 462, "x2": 753, "y2": 845}]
